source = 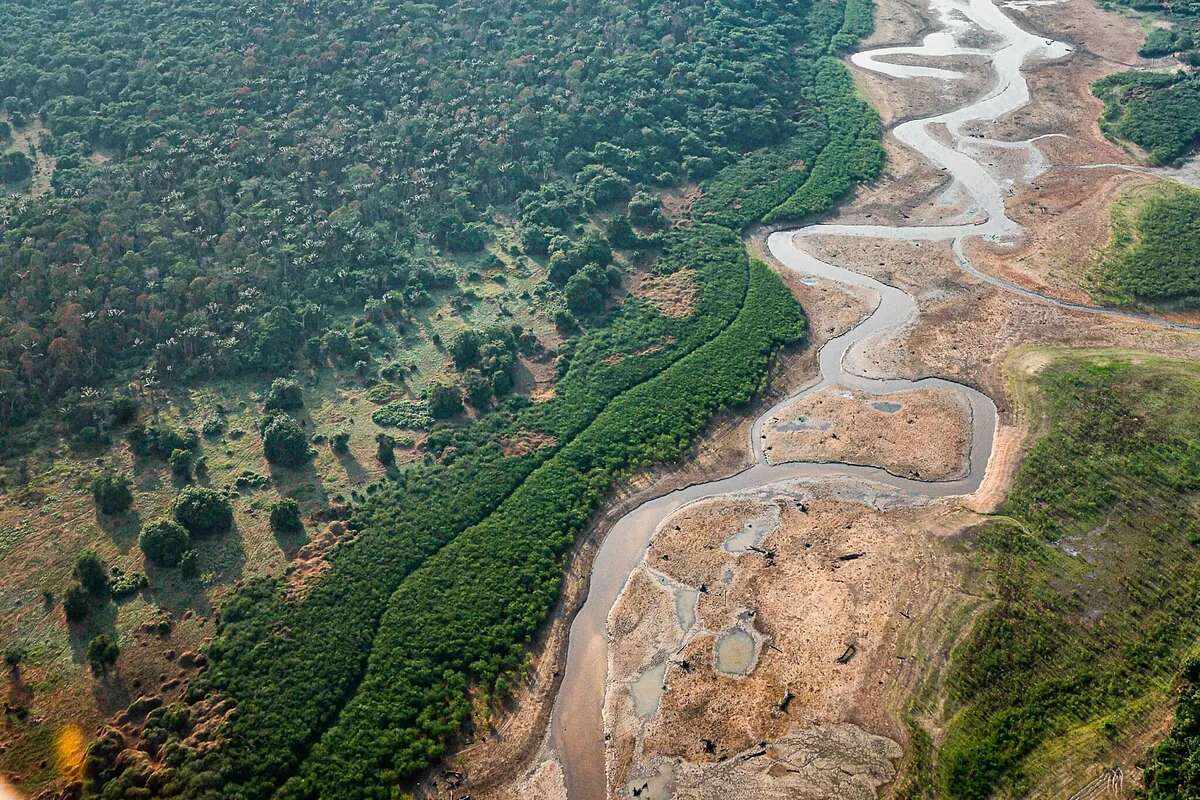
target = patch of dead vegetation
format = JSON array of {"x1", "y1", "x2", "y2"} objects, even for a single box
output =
[
  {"x1": 284, "y1": 521, "x2": 357, "y2": 599},
  {"x1": 499, "y1": 431, "x2": 559, "y2": 458},
  {"x1": 763, "y1": 385, "x2": 972, "y2": 480},
  {"x1": 632, "y1": 269, "x2": 699, "y2": 319},
  {"x1": 600, "y1": 337, "x2": 676, "y2": 366}
]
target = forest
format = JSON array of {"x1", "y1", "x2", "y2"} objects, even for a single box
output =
[
  {"x1": 1093, "y1": 69, "x2": 1200, "y2": 165},
  {"x1": 0, "y1": 0, "x2": 889, "y2": 797}
]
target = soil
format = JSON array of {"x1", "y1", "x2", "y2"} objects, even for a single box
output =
[{"x1": 762, "y1": 385, "x2": 972, "y2": 480}]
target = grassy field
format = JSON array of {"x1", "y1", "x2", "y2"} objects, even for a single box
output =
[{"x1": 930, "y1": 350, "x2": 1200, "y2": 799}]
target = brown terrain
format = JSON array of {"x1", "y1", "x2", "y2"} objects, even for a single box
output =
[{"x1": 443, "y1": 0, "x2": 1200, "y2": 797}]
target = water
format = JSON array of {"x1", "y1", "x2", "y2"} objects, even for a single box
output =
[{"x1": 713, "y1": 628, "x2": 758, "y2": 676}]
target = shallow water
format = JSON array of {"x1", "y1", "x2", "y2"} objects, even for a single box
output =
[
  {"x1": 872, "y1": 401, "x2": 903, "y2": 413},
  {"x1": 713, "y1": 628, "x2": 758, "y2": 676}
]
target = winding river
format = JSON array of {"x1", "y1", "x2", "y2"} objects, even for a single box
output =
[{"x1": 546, "y1": 0, "x2": 1193, "y2": 797}]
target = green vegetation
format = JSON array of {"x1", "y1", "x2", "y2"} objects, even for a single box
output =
[
  {"x1": 86, "y1": 634, "x2": 119, "y2": 676},
  {"x1": 1088, "y1": 182, "x2": 1200, "y2": 308},
  {"x1": 139, "y1": 519, "x2": 192, "y2": 568},
  {"x1": 938, "y1": 354, "x2": 1200, "y2": 798},
  {"x1": 74, "y1": 550, "x2": 109, "y2": 596},
  {"x1": 269, "y1": 499, "x2": 303, "y2": 534},
  {"x1": 90, "y1": 472, "x2": 133, "y2": 515},
  {"x1": 0, "y1": 0, "x2": 890, "y2": 794},
  {"x1": 261, "y1": 413, "x2": 314, "y2": 468},
  {"x1": 1141, "y1": 658, "x2": 1200, "y2": 799},
  {"x1": 1094, "y1": 69, "x2": 1200, "y2": 165},
  {"x1": 172, "y1": 487, "x2": 234, "y2": 538}
]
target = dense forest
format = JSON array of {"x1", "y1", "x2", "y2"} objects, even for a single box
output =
[
  {"x1": 1093, "y1": 69, "x2": 1200, "y2": 165},
  {"x1": 0, "y1": 0, "x2": 889, "y2": 796},
  {"x1": 0, "y1": 0, "x2": 866, "y2": 431}
]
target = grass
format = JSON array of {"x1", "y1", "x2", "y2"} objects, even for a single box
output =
[
  {"x1": 1087, "y1": 181, "x2": 1200, "y2": 309},
  {"x1": 935, "y1": 350, "x2": 1200, "y2": 799}
]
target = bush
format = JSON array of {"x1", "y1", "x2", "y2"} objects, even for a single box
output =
[
  {"x1": 169, "y1": 448, "x2": 193, "y2": 479},
  {"x1": 376, "y1": 434, "x2": 396, "y2": 466},
  {"x1": 74, "y1": 550, "x2": 109, "y2": 595},
  {"x1": 270, "y1": 499, "x2": 303, "y2": 533},
  {"x1": 263, "y1": 414, "x2": 314, "y2": 468},
  {"x1": 87, "y1": 634, "x2": 120, "y2": 675},
  {"x1": 264, "y1": 378, "x2": 304, "y2": 412},
  {"x1": 173, "y1": 486, "x2": 234, "y2": 537},
  {"x1": 428, "y1": 382, "x2": 463, "y2": 419},
  {"x1": 139, "y1": 519, "x2": 191, "y2": 567},
  {"x1": 91, "y1": 472, "x2": 133, "y2": 515},
  {"x1": 63, "y1": 585, "x2": 91, "y2": 623}
]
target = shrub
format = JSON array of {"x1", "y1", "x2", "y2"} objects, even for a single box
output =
[
  {"x1": 63, "y1": 585, "x2": 90, "y2": 623},
  {"x1": 74, "y1": 550, "x2": 109, "y2": 595},
  {"x1": 173, "y1": 486, "x2": 233, "y2": 537},
  {"x1": 263, "y1": 414, "x2": 314, "y2": 468},
  {"x1": 270, "y1": 499, "x2": 303, "y2": 533},
  {"x1": 87, "y1": 634, "x2": 120, "y2": 675},
  {"x1": 91, "y1": 472, "x2": 133, "y2": 515},
  {"x1": 376, "y1": 434, "x2": 396, "y2": 466},
  {"x1": 264, "y1": 378, "x2": 304, "y2": 411},
  {"x1": 428, "y1": 382, "x2": 463, "y2": 419},
  {"x1": 169, "y1": 448, "x2": 193, "y2": 479},
  {"x1": 331, "y1": 431, "x2": 351, "y2": 453},
  {"x1": 139, "y1": 519, "x2": 191, "y2": 567}
]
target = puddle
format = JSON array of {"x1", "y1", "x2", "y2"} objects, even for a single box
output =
[
  {"x1": 674, "y1": 587, "x2": 699, "y2": 632},
  {"x1": 720, "y1": 512, "x2": 777, "y2": 553},
  {"x1": 871, "y1": 400, "x2": 903, "y2": 413},
  {"x1": 624, "y1": 763, "x2": 674, "y2": 800},
  {"x1": 714, "y1": 628, "x2": 757, "y2": 676},
  {"x1": 630, "y1": 662, "x2": 667, "y2": 719},
  {"x1": 775, "y1": 415, "x2": 833, "y2": 432}
]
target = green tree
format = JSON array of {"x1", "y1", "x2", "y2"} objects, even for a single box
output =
[
  {"x1": 428, "y1": 382, "x2": 463, "y2": 419},
  {"x1": 263, "y1": 414, "x2": 313, "y2": 468},
  {"x1": 62, "y1": 585, "x2": 90, "y2": 623},
  {"x1": 264, "y1": 378, "x2": 304, "y2": 411},
  {"x1": 139, "y1": 519, "x2": 191, "y2": 567},
  {"x1": 376, "y1": 433, "x2": 396, "y2": 466},
  {"x1": 450, "y1": 330, "x2": 480, "y2": 370},
  {"x1": 74, "y1": 550, "x2": 108, "y2": 595},
  {"x1": 270, "y1": 498, "x2": 303, "y2": 533},
  {"x1": 173, "y1": 486, "x2": 233, "y2": 537},
  {"x1": 91, "y1": 472, "x2": 133, "y2": 515},
  {"x1": 86, "y1": 634, "x2": 120, "y2": 676},
  {"x1": 169, "y1": 448, "x2": 193, "y2": 480}
]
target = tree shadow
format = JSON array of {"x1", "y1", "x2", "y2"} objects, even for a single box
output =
[
  {"x1": 141, "y1": 523, "x2": 247, "y2": 618},
  {"x1": 96, "y1": 508, "x2": 142, "y2": 553}
]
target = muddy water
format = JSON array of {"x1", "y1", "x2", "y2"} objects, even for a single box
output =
[{"x1": 548, "y1": 0, "x2": 1188, "y2": 797}]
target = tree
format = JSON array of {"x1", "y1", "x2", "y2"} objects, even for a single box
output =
[
  {"x1": 91, "y1": 472, "x2": 133, "y2": 515},
  {"x1": 628, "y1": 191, "x2": 665, "y2": 228},
  {"x1": 450, "y1": 330, "x2": 480, "y2": 370},
  {"x1": 270, "y1": 498, "x2": 303, "y2": 533},
  {"x1": 139, "y1": 519, "x2": 191, "y2": 567},
  {"x1": 169, "y1": 448, "x2": 193, "y2": 480},
  {"x1": 173, "y1": 486, "x2": 233, "y2": 536},
  {"x1": 428, "y1": 382, "x2": 463, "y2": 419},
  {"x1": 86, "y1": 634, "x2": 120, "y2": 676},
  {"x1": 63, "y1": 585, "x2": 90, "y2": 623},
  {"x1": 264, "y1": 378, "x2": 304, "y2": 411},
  {"x1": 376, "y1": 433, "x2": 396, "y2": 466},
  {"x1": 263, "y1": 414, "x2": 313, "y2": 467},
  {"x1": 74, "y1": 550, "x2": 109, "y2": 595},
  {"x1": 464, "y1": 370, "x2": 493, "y2": 408},
  {"x1": 331, "y1": 431, "x2": 351, "y2": 453}
]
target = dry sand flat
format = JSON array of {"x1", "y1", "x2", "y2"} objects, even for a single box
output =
[
  {"x1": 603, "y1": 489, "x2": 978, "y2": 799},
  {"x1": 762, "y1": 385, "x2": 972, "y2": 480}
]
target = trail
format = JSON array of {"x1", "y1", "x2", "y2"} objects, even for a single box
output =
[{"x1": 548, "y1": 0, "x2": 1195, "y2": 797}]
